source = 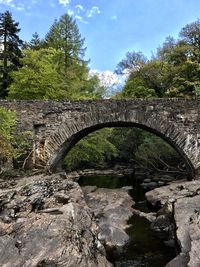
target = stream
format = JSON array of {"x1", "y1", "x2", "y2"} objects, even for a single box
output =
[{"x1": 78, "y1": 174, "x2": 176, "y2": 267}]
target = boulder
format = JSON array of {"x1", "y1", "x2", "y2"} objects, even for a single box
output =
[
  {"x1": 82, "y1": 186, "x2": 134, "y2": 248},
  {"x1": 0, "y1": 173, "x2": 113, "y2": 267},
  {"x1": 146, "y1": 179, "x2": 200, "y2": 267}
]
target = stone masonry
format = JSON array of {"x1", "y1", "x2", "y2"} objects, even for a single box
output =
[{"x1": 0, "y1": 99, "x2": 200, "y2": 176}]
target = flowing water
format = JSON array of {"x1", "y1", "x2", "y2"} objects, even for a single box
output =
[{"x1": 79, "y1": 174, "x2": 176, "y2": 267}]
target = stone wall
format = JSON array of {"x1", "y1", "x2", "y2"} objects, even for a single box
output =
[{"x1": 0, "y1": 99, "x2": 199, "y2": 176}]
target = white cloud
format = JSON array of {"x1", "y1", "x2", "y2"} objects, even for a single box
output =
[
  {"x1": 67, "y1": 9, "x2": 74, "y2": 16},
  {"x1": 16, "y1": 5, "x2": 25, "y2": 11},
  {"x1": 90, "y1": 70, "x2": 124, "y2": 97},
  {"x1": 0, "y1": 0, "x2": 14, "y2": 7},
  {"x1": 75, "y1": 15, "x2": 88, "y2": 24},
  {"x1": 75, "y1": 4, "x2": 84, "y2": 13},
  {"x1": 87, "y1": 6, "x2": 100, "y2": 18},
  {"x1": 0, "y1": 0, "x2": 26, "y2": 10},
  {"x1": 58, "y1": 0, "x2": 70, "y2": 7},
  {"x1": 0, "y1": 0, "x2": 13, "y2": 4}
]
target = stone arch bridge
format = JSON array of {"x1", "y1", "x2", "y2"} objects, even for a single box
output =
[{"x1": 0, "y1": 99, "x2": 200, "y2": 177}]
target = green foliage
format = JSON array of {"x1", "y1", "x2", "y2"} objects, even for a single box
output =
[
  {"x1": 179, "y1": 19, "x2": 200, "y2": 63},
  {"x1": 8, "y1": 48, "x2": 69, "y2": 99},
  {"x1": 65, "y1": 128, "x2": 117, "y2": 171},
  {"x1": 13, "y1": 131, "x2": 33, "y2": 161},
  {"x1": 123, "y1": 83, "x2": 156, "y2": 99},
  {"x1": 45, "y1": 13, "x2": 86, "y2": 66},
  {"x1": 44, "y1": 13, "x2": 95, "y2": 99},
  {"x1": 122, "y1": 60, "x2": 173, "y2": 98},
  {"x1": 113, "y1": 21, "x2": 200, "y2": 172},
  {"x1": 119, "y1": 19, "x2": 200, "y2": 99},
  {"x1": 23, "y1": 32, "x2": 45, "y2": 50},
  {"x1": 165, "y1": 60, "x2": 200, "y2": 97},
  {"x1": 0, "y1": 107, "x2": 16, "y2": 164},
  {"x1": 0, "y1": 107, "x2": 33, "y2": 169},
  {"x1": 108, "y1": 128, "x2": 144, "y2": 162},
  {"x1": 8, "y1": 48, "x2": 104, "y2": 100},
  {"x1": 8, "y1": 14, "x2": 104, "y2": 100},
  {"x1": 135, "y1": 133, "x2": 178, "y2": 170}
]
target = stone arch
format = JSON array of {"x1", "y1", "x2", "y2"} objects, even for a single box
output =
[{"x1": 43, "y1": 109, "x2": 196, "y2": 177}]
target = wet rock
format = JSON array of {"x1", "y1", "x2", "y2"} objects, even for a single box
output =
[
  {"x1": 82, "y1": 186, "x2": 134, "y2": 248},
  {"x1": 141, "y1": 181, "x2": 158, "y2": 191},
  {"x1": 78, "y1": 168, "x2": 134, "y2": 177},
  {"x1": 158, "y1": 181, "x2": 165, "y2": 186},
  {"x1": 132, "y1": 209, "x2": 156, "y2": 222},
  {"x1": 143, "y1": 178, "x2": 151, "y2": 183},
  {"x1": 165, "y1": 253, "x2": 189, "y2": 267}
]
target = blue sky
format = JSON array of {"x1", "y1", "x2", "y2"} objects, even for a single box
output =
[{"x1": 1, "y1": 0, "x2": 200, "y2": 73}]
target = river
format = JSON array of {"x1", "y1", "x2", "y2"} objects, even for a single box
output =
[{"x1": 78, "y1": 174, "x2": 176, "y2": 267}]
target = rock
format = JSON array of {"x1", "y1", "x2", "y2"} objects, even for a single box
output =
[
  {"x1": 54, "y1": 192, "x2": 70, "y2": 204},
  {"x1": 133, "y1": 209, "x2": 156, "y2": 222},
  {"x1": 146, "y1": 180, "x2": 200, "y2": 267},
  {"x1": 0, "y1": 173, "x2": 113, "y2": 267},
  {"x1": 141, "y1": 181, "x2": 158, "y2": 191},
  {"x1": 145, "y1": 180, "x2": 200, "y2": 207},
  {"x1": 165, "y1": 253, "x2": 189, "y2": 267},
  {"x1": 78, "y1": 168, "x2": 134, "y2": 177},
  {"x1": 82, "y1": 186, "x2": 134, "y2": 248},
  {"x1": 158, "y1": 181, "x2": 165, "y2": 186},
  {"x1": 151, "y1": 214, "x2": 173, "y2": 240},
  {"x1": 174, "y1": 196, "x2": 200, "y2": 267},
  {"x1": 159, "y1": 175, "x2": 175, "y2": 183},
  {"x1": 143, "y1": 178, "x2": 151, "y2": 183}
]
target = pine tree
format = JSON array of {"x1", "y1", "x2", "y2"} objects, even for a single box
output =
[
  {"x1": 45, "y1": 14, "x2": 87, "y2": 68},
  {"x1": 45, "y1": 13, "x2": 91, "y2": 97},
  {"x1": 0, "y1": 11, "x2": 23, "y2": 98},
  {"x1": 23, "y1": 32, "x2": 45, "y2": 50}
]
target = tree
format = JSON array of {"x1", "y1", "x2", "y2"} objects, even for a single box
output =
[
  {"x1": 108, "y1": 128, "x2": 145, "y2": 163},
  {"x1": 65, "y1": 128, "x2": 117, "y2": 171},
  {"x1": 8, "y1": 48, "x2": 105, "y2": 100},
  {"x1": 135, "y1": 133, "x2": 186, "y2": 175},
  {"x1": 179, "y1": 19, "x2": 200, "y2": 63},
  {"x1": 44, "y1": 13, "x2": 99, "y2": 98},
  {"x1": 121, "y1": 60, "x2": 174, "y2": 98},
  {"x1": 23, "y1": 32, "x2": 45, "y2": 50},
  {"x1": 8, "y1": 13, "x2": 106, "y2": 100},
  {"x1": 45, "y1": 14, "x2": 86, "y2": 68},
  {"x1": 0, "y1": 107, "x2": 16, "y2": 168},
  {"x1": 164, "y1": 60, "x2": 200, "y2": 97},
  {"x1": 156, "y1": 36, "x2": 177, "y2": 62},
  {"x1": 0, "y1": 11, "x2": 23, "y2": 98},
  {"x1": 115, "y1": 51, "x2": 147, "y2": 75},
  {"x1": 8, "y1": 48, "x2": 68, "y2": 99}
]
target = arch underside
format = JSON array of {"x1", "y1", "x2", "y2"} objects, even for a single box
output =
[{"x1": 45, "y1": 120, "x2": 195, "y2": 178}]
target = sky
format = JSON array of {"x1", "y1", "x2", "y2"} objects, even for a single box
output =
[{"x1": 1, "y1": 0, "x2": 200, "y2": 75}]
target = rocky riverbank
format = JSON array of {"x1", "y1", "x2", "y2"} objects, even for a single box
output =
[
  {"x1": 1, "y1": 170, "x2": 200, "y2": 267},
  {"x1": 146, "y1": 179, "x2": 200, "y2": 267},
  {"x1": 0, "y1": 171, "x2": 135, "y2": 267},
  {"x1": 0, "y1": 173, "x2": 113, "y2": 267}
]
